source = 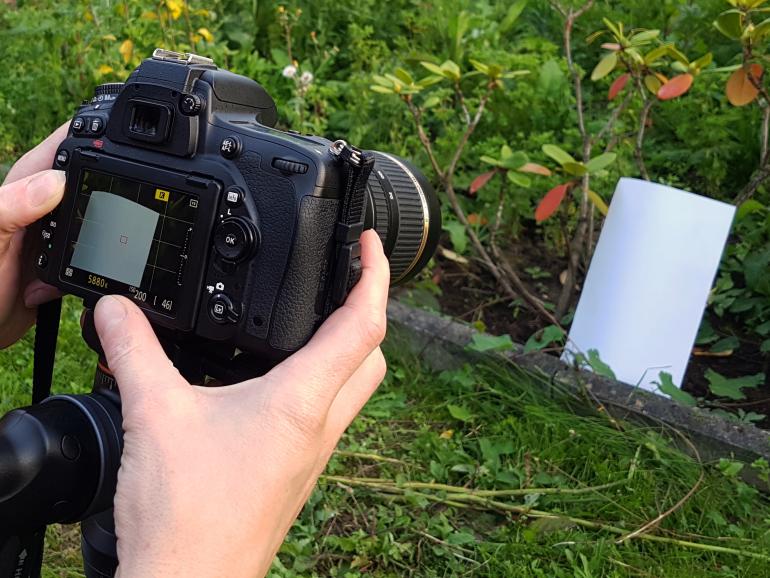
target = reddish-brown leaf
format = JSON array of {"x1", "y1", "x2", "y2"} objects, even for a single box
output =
[
  {"x1": 469, "y1": 170, "x2": 497, "y2": 195},
  {"x1": 657, "y1": 73, "x2": 694, "y2": 101},
  {"x1": 535, "y1": 183, "x2": 570, "y2": 223},
  {"x1": 467, "y1": 213, "x2": 488, "y2": 226},
  {"x1": 726, "y1": 64, "x2": 763, "y2": 107},
  {"x1": 608, "y1": 73, "x2": 630, "y2": 101},
  {"x1": 519, "y1": 163, "x2": 552, "y2": 176},
  {"x1": 601, "y1": 42, "x2": 622, "y2": 51}
]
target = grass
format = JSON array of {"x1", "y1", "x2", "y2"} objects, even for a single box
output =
[{"x1": 1, "y1": 298, "x2": 770, "y2": 577}]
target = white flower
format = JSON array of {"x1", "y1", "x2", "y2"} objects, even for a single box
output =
[
  {"x1": 282, "y1": 65, "x2": 297, "y2": 78},
  {"x1": 299, "y1": 71, "x2": 314, "y2": 85}
]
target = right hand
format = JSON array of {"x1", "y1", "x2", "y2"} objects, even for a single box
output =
[{"x1": 99, "y1": 230, "x2": 390, "y2": 578}]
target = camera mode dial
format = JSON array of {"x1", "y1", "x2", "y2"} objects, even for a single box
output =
[
  {"x1": 214, "y1": 217, "x2": 259, "y2": 263},
  {"x1": 92, "y1": 83, "x2": 124, "y2": 103}
]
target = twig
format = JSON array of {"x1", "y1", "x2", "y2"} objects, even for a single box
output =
[{"x1": 333, "y1": 450, "x2": 408, "y2": 465}]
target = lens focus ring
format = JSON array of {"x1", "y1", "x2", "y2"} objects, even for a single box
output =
[{"x1": 370, "y1": 153, "x2": 430, "y2": 284}]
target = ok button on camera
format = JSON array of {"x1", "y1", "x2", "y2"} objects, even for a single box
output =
[{"x1": 214, "y1": 217, "x2": 259, "y2": 263}]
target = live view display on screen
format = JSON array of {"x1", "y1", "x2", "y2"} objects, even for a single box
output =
[{"x1": 62, "y1": 169, "x2": 199, "y2": 316}]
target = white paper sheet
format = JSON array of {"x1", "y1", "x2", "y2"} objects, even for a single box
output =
[{"x1": 562, "y1": 178, "x2": 736, "y2": 393}]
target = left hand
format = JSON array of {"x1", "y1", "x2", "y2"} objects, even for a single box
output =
[{"x1": 0, "y1": 123, "x2": 69, "y2": 348}]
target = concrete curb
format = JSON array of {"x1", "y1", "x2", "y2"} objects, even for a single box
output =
[{"x1": 387, "y1": 299, "x2": 770, "y2": 464}]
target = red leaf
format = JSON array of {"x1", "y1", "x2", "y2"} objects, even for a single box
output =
[
  {"x1": 469, "y1": 170, "x2": 497, "y2": 195},
  {"x1": 601, "y1": 43, "x2": 622, "y2": 51},
  {"x1": 657, "y1": 73, "x2": 694, "y2": 101},
  {"x1": 726, "y1": 64, "x2": 763, "y2": 107},
  {"x1": 535, "y1": 183, "x2": 570, "y2": 223},
  {"x1": 467, "y1": 213, "x2": 488, "y2": 225},
  {"x1": 519, "y1": 163, "x2": 552, "y2": 176},
  {"x1": 608, "y1": 73, "x2": 630, "y2": 101}
]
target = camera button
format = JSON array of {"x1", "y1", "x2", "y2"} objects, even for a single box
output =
[
  {"x1": 55, "y1": 149, "x2": 69, "y2": 167},
  {"x1": 209, "y1": 293, "x2": 239, "y2": 324},
  {"x1": 72, "y1": 117, "x2": 85, "y2": 133},
  {"x1": 225, "y1": 187, "x2": 244, "y2": 207},
  {"x1": 89, "y1": 117, "x2": 104, "y2": 135},
  {"x1": 36, "y1": 252, "x2": 48, "y2": 269},
  {"x1": 220, "y1": 136, "x2": 242, "y2": 159},
  {"x1": 214, "y1": 217, "x2": 257, "y2": 262}
]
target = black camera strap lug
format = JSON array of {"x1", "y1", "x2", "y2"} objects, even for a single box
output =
[{"x1": 328, "y1": 140, "x2": 375, "y2": 310}]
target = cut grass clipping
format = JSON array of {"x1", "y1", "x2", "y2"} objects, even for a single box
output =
[{"x1": 1, "y1": 298, "x2": 769, "y2": 577}]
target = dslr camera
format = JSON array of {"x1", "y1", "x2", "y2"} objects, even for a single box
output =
[
  {"x1": 33, "y1": 48, "x2": 440, "y2": 374},
  {"x1": 0, "y1": 49, "x2": 440, "y2": 578}
]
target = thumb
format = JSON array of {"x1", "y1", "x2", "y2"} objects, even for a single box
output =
[
  {"x1": 0, "y1": 170, "x2": 65, "y2": 259},
  {"x1": 94, "y1": 296, "x2": 184, "y2": 412}
]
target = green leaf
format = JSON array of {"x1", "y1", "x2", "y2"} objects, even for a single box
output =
[
  {"x1": 714, "y1": 10, "x2": 744, "y2": 39},
  {"x1": 752, "y1": 18, "x2": 770, "y2": 41},
  {"x1": 498, "y1": 149, "x2": 528, "y2": 170},
  {"x1": 420, "y1": 61, "x2": 445, "y2": 76},
  {"x1": 539, "y1": 60, "x2": 566, "y2": 97},
  {"x1": 422, "y1": 95, "x2": 441, "y2": 109},
  {"x1": 562, "y1": 161, "x2": 588, "y2": 176},
  {"x1": 480, "y1": 155, "x2": 502, "y2": 167},
  {"x1": 736, "y1": 199, "x2": 765, "y2": 220},
  {"x1": 692, "y1": 52, "x2": 713, "y2": 72},
  {"x1": 417, "y1": 75, "x2": 445, "y2": 88},
  {"x1": 524, "y1": 325, "x2": 565, "y2": 353},
  {"x1": 644, "y1": 45, "x2": 670, "y2": 65},
  {"x1": 507, "y1": 171, "x2": 532, "y2": 188},
  {"x1": 585, "y1": 152, "x2": 617, "y2": 173},
  {"x1": 370, "y1": 85, "x2": 394, "y2": 94},
  {"x1": 444, "y1": 220, "x2": 467, "y2": 253},
  {"x1": 629, "y1": 29, "x2": 660, "y2": 45},
  {"x1": 394, "y1": 67, "x2": 414, "y2": 85},
  {"x1": 501, "y1": 70, "x2": 531, "y2": 79},
  {"x1": 667, "y1": 44, "x2": 690, "y2": 66},
  {"x1": 719, "y1": 458, "x2": 744, "y2": 478},
  {"x1": 706, "y1": 370, "x2": 764, "y2": 401},
  {"x1": 655, "y1": 372, "x2": 697, "y2": 406},
  {"x1": 744, "y1": 247, "x2": 770, "y2": 296},
  {"x1": 710, "y1": 336, "x2": 740, "y2": 353},
  {"x1": 469, "y1": 59, "x2": 489, "y2": 75},
  {"x1": 500, "y1": 0, "x2": 528, "y2": 32},
  {"x1": 591, "y1": 51, "x2": 618, "y2": 81},
  {"x1": 468, "y1": 333, "x2": 515, "y2": 352},
  {"x1": 588, "y1": 190, "x2": 609, "y2": 216},
  {"x1": 447, "y1": 404, "x2": 474, "y2": 422},
  {"x1": 372, "y1": 74, "x2": 392, "y2": 86},
  {"x1": 587, "y1": 349, "x2": 616, "y2": 379},
  {"x1": 440, "y1": 60, "x2": 462, "y2": 81},
  {"x1": 542, "y1": 144, "x2": 576, "y2": 166}
]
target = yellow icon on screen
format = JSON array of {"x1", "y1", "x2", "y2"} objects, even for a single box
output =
[{"x1": 154, "y1": 189, "x2": 170, "y2": 202}]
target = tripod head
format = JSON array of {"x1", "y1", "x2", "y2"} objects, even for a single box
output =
[{"x1": 0, "y1": 301, "x2": 124, "y2": 578}]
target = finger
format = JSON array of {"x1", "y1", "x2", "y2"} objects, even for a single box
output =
[
  {"x1": 324, "y1": 348, "x2": 387, "y2": 440},
  {"x1": 3, "y1": 122, "x2": 70, "y2": 185},
  {"x1": 23, "y1": 279, "x2": 62, "y2": 308},
  {"x1": 0, "y1": 170, "x2": 65, "y2": 260},
  {"x1": 94, "y1": 295, "x2": 184, "y2": 413},
  {"x1": 267, "y1": 230, "x2": 389, "y2": 408}
]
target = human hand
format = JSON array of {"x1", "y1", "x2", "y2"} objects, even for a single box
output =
[
  {"x1": 95, "y1": 230, "x2": 389, "y2": 578},
  {"x1": 0, "y1": 123, "x2": 69, "y2": 348}
]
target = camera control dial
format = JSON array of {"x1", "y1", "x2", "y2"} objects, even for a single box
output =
[{"x1": 213, "y1": 217, "x2": 259, "y2": 263}]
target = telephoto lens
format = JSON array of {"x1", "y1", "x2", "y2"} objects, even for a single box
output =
[{"x1": 365, "y1": 152, "x2": 441, "y2": 284}]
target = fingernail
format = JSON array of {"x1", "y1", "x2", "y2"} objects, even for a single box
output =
[
  {"x1": 27, "y1": 170, "x2": 65, "y2": 207},
  {"x1": 95, "y1": 296, "x2": 127, "y2": 333}
]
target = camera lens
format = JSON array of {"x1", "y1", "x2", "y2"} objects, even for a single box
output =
[{"x1": 365, "y1": 153, "x2": 441, "y2": 285}]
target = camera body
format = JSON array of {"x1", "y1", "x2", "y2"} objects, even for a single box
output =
[{"x1": 32, "y1": 50, "x2": 439, "y2": 371}]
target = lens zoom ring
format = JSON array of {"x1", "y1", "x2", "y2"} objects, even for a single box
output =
[{"x1": 374, "y1": 153, "x2": 427, "y2": 282}]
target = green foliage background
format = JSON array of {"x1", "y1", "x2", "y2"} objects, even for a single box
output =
[{"x1": 4, "y1": 1, "x2": 770, "y2": 576}]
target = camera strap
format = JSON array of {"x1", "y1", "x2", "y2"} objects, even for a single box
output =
[
  {"x1": 328, "y1": 140, "x2": 375, "y2": 311},
  {"x1": 0, "y1": 299, "x2": 63, "y2": 578}
]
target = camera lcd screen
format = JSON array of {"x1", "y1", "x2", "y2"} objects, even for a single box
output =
[{"x1": 61, "y1": 169, "x2": 199, "y2": 316}]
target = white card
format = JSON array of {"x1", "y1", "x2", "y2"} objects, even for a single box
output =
[{"x1": 562, "y1": 178, "x2": 736, "y2": 393}]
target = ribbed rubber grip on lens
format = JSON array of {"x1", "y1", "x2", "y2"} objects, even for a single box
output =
[{"x1": 373, "y1": 153, "x2": 427, "y2": 283}]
